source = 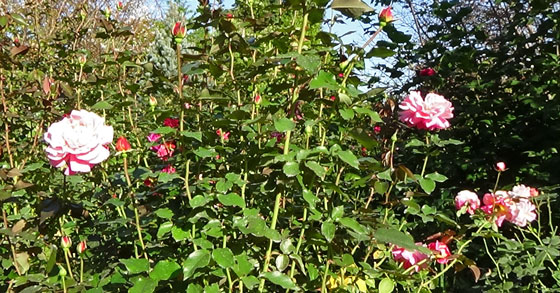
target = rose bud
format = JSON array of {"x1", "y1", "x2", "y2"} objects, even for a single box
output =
[
  {"x1": 117, "y1": 1, "x2": 123, "y2": 11},
  {"x1": 495, "y1": 162, "x2": 506, "y2": 172},
  {"x1": 61, "y1": 236, "x2": 72, "y2": 249},
  {"x1": 255, "y1": 94, "x2": 262, "y2": 105},
  {"x1": 419, "y1": 68, "x2": 436, "y2": 77},
  {"x1": 115, "y1": 136, "x2": 131, "y2": 152},
  {"x1": 77, "y1": 240, "x2": 87, "y2": 254},
  {"x1": 172, "y1": 21, "x2": 186, "y2": 44},
  {"x1": 149, "y1": 96, "x2": 157, "y2": 107},
  {"x1": 379, "y1": 7, "x2": 394, "y2": 26}
]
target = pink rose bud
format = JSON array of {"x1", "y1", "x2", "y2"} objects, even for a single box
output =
[
  {"x1": 226, "y1": 13, "x2": 233, "y2": 19},
  {"x1": 255, "y1": 94, "x2": 261, "y2": 105},
  {"x1": 379, "y1": 7, "x2": 394, "y2": 25},
  {"x1": 115, "y1": 136, "x2": 131, "y2": 152},
  {"x1": 419, "y1": 68, "x2": 436, "y2": 77},
  {"x1": 77, "y1": 240, "x2": 87, "y2": 254},
  {"x1": 330, "y1": 95, "x2": 336, "y2": 101},
  {"x1": 495, "y1": 162, "x2": 506, "y2": 172},
  {"x1": 374, "y1": 125, "x2": 382, "y2": 134},
  {"x1": 61, "y1": 236, "x2": 72, "y2": 249},
  {"x1": 117, "y1": 1, "x2": 123, "y2": 11},
  {"x1": 338, "y1": 73, "x2": 344, "y2": 78},
  {"x1": 78, "y1": 55, "x2": 87, "y2": 66}
]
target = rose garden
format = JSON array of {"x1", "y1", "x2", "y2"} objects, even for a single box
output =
[{"x1": 1, "y1": 0, "x2": 559, "y2": 292}]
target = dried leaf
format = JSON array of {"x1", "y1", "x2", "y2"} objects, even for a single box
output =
[
  {"x1": 12, "y1": 219, "x2": 25, "y2": 234},
  {"x1": 10, "y1": 45, "x2": 29, "y2": 57}
]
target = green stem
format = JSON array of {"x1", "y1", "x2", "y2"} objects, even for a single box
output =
[
  {"x1": 134, "y1": 207, "x2": 148, "y2": 260},
  {"x1": 320, "y1": 245, "x2": 331, "y2": 292},
  {"x1": 63, "y1": 249, "x2": 75, "y2": 280},
  {"x1": 258, "y1": 192, "x2": 283, "y2": 292},
  {"x1": 420, "y1": 135, "x2": 430, "y2": 178},
  {"x1": 493, "y1": 171, "x2": 501, "y2": 193},
  {"x1": 176, "y1": 43, "x2": 184, "y2": 132},
  {"x1": 483, "y1": 237, "x2": 503, "y2": 280},
  {"x1": 61, "y1": 273, "x2": 67, "y2": 293},
  {"x1": 185, "y1": 160, "x2": 192, "y2": 201},
  {"x1": 80, "y1": 256, "x2": 84, "y2": 283}
]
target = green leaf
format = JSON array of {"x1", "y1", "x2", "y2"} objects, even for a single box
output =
[
  {"x1": 274, "y1": 118, "x2": 296, "y2": 132},
  {"x1": 242, "y1": 276, "x2": 259, "y2": 289},
  {"x1": 91, "y1": 101, "x2": 113, "y2": 110},
  {"x1": 233, "y1": 254, "x2": 253, "y2": 277},
  {"x1": 305, "y1": 161, "x2": 326, "y2": 178},
  {"x1": 339, "y1": 108, "x2": 355, "y2": 120},
  {"x1": 212, "y1": 248, "x2": 235, "y2": 268},
  {"x1": 337, "y1": 150, "x2": 360, "y2": 169},
  {"x1": 187, "y1": 284, "x2": 203, "y2": 293},
  {"x1": 119, "y1": 258, "x2": 149, "y2": 274},
  {"x1": 283, "y1": 161, "x2": 300, "y2": 177},
  {"x1": 374, "y1": 181, "x2": 389, "y2": 194},
  {"x1": 338, "y1": 92, "x2": 352, "y2": 105},
  {"x1": 149, "y1": 260, "x2": 181, "y2": 281},
  {"x1": 296, "y1": 54, "x2": 321, "y2": 73},
  {"x1": 378, "y1": 278, "x2": 394, "y2": 293},
  {"x1": 172, "y1": 226, "x2": 190, "y2": 241},
  {"x1": 309, "y1": 71, "x2": 339, "y2": 90},
  {"x1": 275, "y1": 254, "x2": 290, "y2": 272},
  {"x1": 180, "y1": 131, "x2": 202, "y2": 142},
  {"x1": 331, "y1": 0, "x2": 374, "y2": 19},
  {"x1": 302, "y1": 189, "x2": 319, "y2": 210},
  {"x1": 349, "y1": 130, "x2": 379, "y2": 149},
  {"x1": 425, "y1": 172, "x2": 448, "y2": 182},
  {"x1": 419, "y1": 178, "x2": 436, "y2": 194},
  {"x1": 129, "y1": 277, "x2": 157, "y2": 293},
  {"x1": 217, "y1": 193, "x2": 245, "y2": 208},
  {"x1": 321, "y1": 221, "x2": 336, "y2": 242},
  {"x1": 354, "y1": 107, "x2": 383, "y2": 123},
  {"x1": 367, "y1": 47, "x2": 397, "y2": 58},
  {"x1": 157, "y1": 221, "x2": 173, "y2": 238},
  {"x1": 190, "y1": 195, "x2": 209, "y2": 208},
  {"x1": 204, "y1": 284, "x2": 219, "y2": 293},
  {"x1": 194, "y1": 147, "x2": 214, "y2": 158},
  {"x1": 182, "y1": 249, "x2": 211, "y2": 280},
  {"x1": 262, "y1": 271, "x2": 297, "y2": 290},
  {"x1": 374, "y1": 228, "x2": 430, "y2": 254},
  {"x1": 339, "y1": 217, "x2": 366, "y2": 234},
  {"x1": 154, "y1": 208, "x2": 173, "y2": 219},
  {"x1": 216, "y1": 179, "x2": 233, "y2": 193},
  {"x1": 152, "y1": 126, "x2": 176, "y2": 134},
  {"x1": 331, "y1": 205, "x2": 344, "y2": 222}
]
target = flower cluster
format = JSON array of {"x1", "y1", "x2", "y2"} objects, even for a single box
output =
[
  {"x1": 399, "y1": 91, "x2": 454, "y2": 131},
  {"x1": 455, "y1": 185, "x2": 538, "y2": 227},
  {"x1": 392, "y1": 240, "x2": 452, "y2": 273}
]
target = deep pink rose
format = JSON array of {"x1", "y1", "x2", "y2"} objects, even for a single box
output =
[
  {"x1": 399, "y1": 91, "x2": 454, "y2": 130},
  {"x1": 427, "y1": 240, "x2": 451, "y2": 264},
  {"x1": 481, "y1": 191, "x2": 514, "y2": 227},
  {"x1": 161, "y1": 165, "x2": 176, "y2": 174},
  {"x1": 392, "y1": 244, "x2": 429, "y2": 273},
  {"x1": 455, "y1": 190, "x2": 480, "y2": 215},
  {"x1": 147, "y1": 133, "x2": 161, "y2": 142},
  {"x1": 44, "y1": 110, "x2": 113, "y2": 175}
]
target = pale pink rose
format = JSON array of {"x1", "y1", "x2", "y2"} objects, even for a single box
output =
[
  {"x1": 495, "y1": 162, "x2": 506, "y2": 171},
  {"x1": 508, "y1": 201, "x2": 537, "y2": 227},
  {"x1": 510, "y1": 184, "x2": 532, "y2": 200},
  {"x1": 399, "y1": 91, "x2": 454, "y2": 130},
  {"x1": 147, "y1": 133, "x2": 161, "y2": 142},
  {"x1": 392, "y1": 244, "x2": 429, "y2": 273},
  {"x1": 455, "y1": 190, "x2": 480, "y2": 214},
  {"x1": 427, "y1": 240, "x2": 451, "y2": 264},
  {"x1": 44, "y1": 110, "x2": 113, "y2": 175}
]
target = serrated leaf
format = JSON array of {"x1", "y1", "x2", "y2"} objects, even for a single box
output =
[
  {"x1": 283, "y1": 161, "x2": 299, "y2": 177},
  {"x1": 425, "y1": 172, "x2": 448, "y2": 182},
  {"x1": 354, "y1": 107, "x2": 383, "y2": 123},
  {"x1": 217, "y1": 193, "x2": 245, "y2": 208},
  {"x1": 91, "y1": 101, "x2": 113, "y2": 110},
  {"x1": 213, "y1": 248, "x2": 235, "y2": 268},
  {"x1": 262, "y1": 271, "x2": 297, "y2": 289},
  {"x1": 339, "y1": 217, "x2": 366, "y2": 234},
  {"x1": 339, "y1": 108, "x2": 355, "y2": 120},
  {"x1": 337, "y1": 150, "x2": 359, "y2": 169},
  {"x1": 149, "y1": 260, "x2": 181, "y2": 281},
  {"x1": 419, "y1": 178, "x2": 436, "y2": 194},
  {"x1": 309, "y1": 71, "x2": 339, "y2": 90},
  {"x1": 119, "y1": 258, "x2": 149, "y2": 274},
  {"x1": 296, "y1": 54, "x2": 320, "y2": 73},
  {"x1": 182, "y1": 250, "x2": 210, "y2": 280},
  {"x1": 274, "y1": 118, "x2": 296, "y2": 132},
  {"x1": 129, "y1": 277, "x2": 157, "y2": 293},
  {"x1": 321, "y1": 221, "x2": 335, "y2": 242},
  {"x1": 305, "y1": 161, "x2": 326, "y2": 178},
  {"x1": 180, "y1": 131, "x2": 202, "y2": 142}
]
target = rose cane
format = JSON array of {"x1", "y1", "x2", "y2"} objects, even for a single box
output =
[
  {"x1": 116, "y1": 136, "x2": 148, "y2": 260},
  {"x1": 58, "y1": 264, "x2": 68, "y2": 293},
  {"x1": 172, "y1": 21, "x2": 186, "y2": 131}
]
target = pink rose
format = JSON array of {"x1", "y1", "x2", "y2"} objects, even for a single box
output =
[
  {"x1": 481, "y1": 191, "x2": 514, "y2": 227},
  {"x1": 44, "y1": 110, "x2": 113, "y2": 175},
  {"x1": 508, "y1": 200, "x2": 537, "y2": 227},
  {"x1": 163, "y1": 118, "x2": 179, "y2": 128},
  {"x1": 427, "y1": 240, "x2": 451, "y2": 264},
  {"x1": 510, "y1": 184, "x2": 532, "y2": 200},
  {"x1": 161, "y1": 164, "x2": 176, "y2": 174},
  {"x1": 147, "y1": 133, "x2": 161, "y2": 142},
  {"x1": 495, "y1": 161, "x2": 506, "y2": 172},
  {"x1": 455, "y1": 190, "x2": 480, "y2": 215},
  {"x1": 392, "y1": 244, "x2": 429, "y2": 273},
  {"x1": 399, "y1": 91, "x2": 454, "y2": 131},
  {"x1": 419, "y1": 68, "x2": 436, "y2": 77}
]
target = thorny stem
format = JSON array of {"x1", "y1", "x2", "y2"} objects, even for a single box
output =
[
  {"x1": 176, "y1": 43, "x2": 184, "y2": 132},
  {"x1": 124, "y1": 155, "x2": 148, "y2": 260}
]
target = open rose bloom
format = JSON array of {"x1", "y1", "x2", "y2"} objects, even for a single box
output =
[
  {"x1": 455, "y1": 190, "x2": 481, "y2": 215},
  {"x1": 44, "y1": 110, "x2": 113, "y2": 175},
  {"x1": 481, "y1": 189, "x2": 537, "y2": 227},
  {"x1": 399, "y1": 91, "x2": 454, "y2": 130}
]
